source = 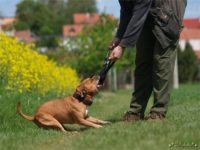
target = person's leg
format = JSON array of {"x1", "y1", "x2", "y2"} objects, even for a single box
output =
[
  {"x1": 150, "y1": 41, "x2": 177, "y2": 117},
  {"x1": 125, "y1": 17, "x2": 156, "y2": 119}
]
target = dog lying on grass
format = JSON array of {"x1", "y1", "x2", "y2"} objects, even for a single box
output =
[{"x1": 17, "y1": 76, "x2": 109, "y2": 132}]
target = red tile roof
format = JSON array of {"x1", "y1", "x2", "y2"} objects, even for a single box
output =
[
  {"x1": 14, "y1": 30, "x2": 36, "y2": 43},
  {"x1": 63, "y1": 25, "x2": 84, "y2": 37},
  {"x1": 63, "y1": 13, "x2": 116, "y2": 37},
  {"x1": 73, "y1": 13, "x2": 100, "y2": 24},
  {"x1": 0, "y1": 17, "x2": 16, "y2": 29},
  {"x1": 1, "y1": 17, "x2": 16, "y2": 25},
  {"x1": 183, "y1": 18, "x2": 200, "y2": 29},
  {"x1": 180, "y1": 28, "x2": 200, "y2": 40}
]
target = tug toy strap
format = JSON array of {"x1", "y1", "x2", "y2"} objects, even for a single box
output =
[{"x1": 98, "y1": 51, "x2": 116, "y2": 86}]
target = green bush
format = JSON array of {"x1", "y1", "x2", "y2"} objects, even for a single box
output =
[{"x1": 178, "y1": 42, "x2": 198, "y2": 83}]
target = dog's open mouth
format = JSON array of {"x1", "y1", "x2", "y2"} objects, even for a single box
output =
[{"x1": 95, "y1": 75, "x2": 101, "y2": 89}]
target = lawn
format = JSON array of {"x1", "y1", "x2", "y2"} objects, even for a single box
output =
[{"x1": 0, "y1": 84, "x2": 200, "y2": 150}]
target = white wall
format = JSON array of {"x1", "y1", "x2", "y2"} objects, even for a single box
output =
[{"x1": 179, "y1": 39, "x2": 200, "y2": 51}]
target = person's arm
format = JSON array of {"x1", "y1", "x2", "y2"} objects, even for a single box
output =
[
  {"x1": 109, "y1": 0, "x2": 152, "y2": 60},
  {"x1": 109, "y1": 1, "x2": 132, "y2": 50},
  {"x1": 116, "y1": 1, "x2": 133, "y2": 40},
  {"x1": 119, "y1": 0, "x2": 152, "y2": 48}
]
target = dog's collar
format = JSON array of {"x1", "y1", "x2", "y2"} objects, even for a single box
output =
[{"x1": 73, "y1": 92, "x2": 93, "y2": 106}]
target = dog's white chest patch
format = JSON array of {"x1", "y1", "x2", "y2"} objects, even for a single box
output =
[{"x1": 85, "y1": 106, "x2": 89, "y2": 116}]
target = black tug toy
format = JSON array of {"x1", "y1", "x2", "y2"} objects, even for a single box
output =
[{"x1": 98, "y1": 51, "x2": 116, "y2": 86}]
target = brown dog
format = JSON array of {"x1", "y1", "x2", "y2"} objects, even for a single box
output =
[{"x1": 17, "y1": 76, "x2": 109, "y2": 132}]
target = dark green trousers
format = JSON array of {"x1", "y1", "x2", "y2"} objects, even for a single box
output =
[{"x1": 129, "y1": 17, "x2": 177, "y2": 117}]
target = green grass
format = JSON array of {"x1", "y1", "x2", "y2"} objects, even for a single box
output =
[{"x1": 0, "y1": 84, "x2": 200, "y2": 150}]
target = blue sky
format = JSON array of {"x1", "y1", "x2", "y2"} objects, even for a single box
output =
[{"x1": 0, "y1": 0, "x2": 200, "y2": 18}]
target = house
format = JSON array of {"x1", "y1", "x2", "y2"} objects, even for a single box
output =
[
  {"x1": 63, "y1": 13, "x2": 115, "y2": 38},
  {"x1": 180, "y1": 18, "x2": 200, "y2": 59},
  {"x1": 63, "y1": 24, "x2": 84, "y2": 37},
  {"x1": 62, "y1": 13, "x2": 116, "y2": 50},
  {"x1": 180, "y1": 18, "x2": 200, "y2": 79},
  {"x1": 180, "y1": 28, "x2": 200, "y2": 56},
  {"x1": 0, "y1": 17, "x2": 16, "y2": 35},
  {"x1": 73, "y1": 13, "x2": 100, "y2": 25},
  {"x1": 63, "y1": 13, "x2": 101, "y2": 38},
  {"x1": 14, "y1": 30, "x2": 36, "y2": 44},
  {"x1": 183, "y1": 18, "x2": 200, "y2": 29},
  {"x1": 0, "y1": 17, "x2": 36, "y2": 44},
  {"x1": 0, "y1": 17, "x2": 16, "y2": 30}
]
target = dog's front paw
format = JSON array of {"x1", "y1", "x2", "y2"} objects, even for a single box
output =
[
  {"x1": 101, "y1": 121, "x2": 112, "y2": 125},
  {"x1": 95, "y1": 124, "x2": 103, "y2": 128}
]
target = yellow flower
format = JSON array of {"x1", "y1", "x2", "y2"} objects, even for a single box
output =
[{"x1": 0, "y1": 32, "x2": 80, "y2": 95}]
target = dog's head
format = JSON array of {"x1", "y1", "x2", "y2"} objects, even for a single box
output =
[{"x1": 76, "y1": 75, "x2": 100, "y2": 99}]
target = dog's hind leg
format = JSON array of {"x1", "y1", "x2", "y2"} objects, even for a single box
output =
[{"x1": 35, "y1": 113, "x2": 66, "y2": 132}]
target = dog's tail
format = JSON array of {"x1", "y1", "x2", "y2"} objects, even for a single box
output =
[{"x1": 17, "y1": 101, "x2": 34, "y2": 121}]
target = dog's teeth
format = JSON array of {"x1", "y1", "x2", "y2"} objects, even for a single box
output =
[{"x1": 97, "y1": 85, "x2": 101, "y2": 88}]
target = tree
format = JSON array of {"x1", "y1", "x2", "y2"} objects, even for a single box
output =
[
  {"x1": 39, "y1": 0, "x2": 68, "y2": 34},
  {"x1": 39, "y1": 0, "x2": 97, "y2": 31},
  {"x1": 15, "y1": 0, "x2": 98, "y2": 48},
  {"x1": 71, "y1": 15, "x2": 135, "y2": 79},
  {"x1": 178, "y1": 42, "x2": 198, "y2": 83},
  {"x1": 71, "y1": 15, "x2": 116, "y2": 77},
  {"x1": 40, "y1": 0, "x2": 67, "y2": 14},
  {"x1": 15, "y1": 0, "x2": 55, "y2": 34},
  {"x1": 15, "y1": 0, "x2": 60, "y2": 48}
]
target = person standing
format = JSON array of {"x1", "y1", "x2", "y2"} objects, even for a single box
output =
[{"x1": 109, "y1": 0, "x2": 187, "y2": 121}]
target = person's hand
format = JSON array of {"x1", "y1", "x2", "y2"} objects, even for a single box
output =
[
  {"x1": 109, "y1": 46, "x2": 125, "y2": 60},
  {"x1": 108, "y1": 38, "x2": 121, "y2": 50}
]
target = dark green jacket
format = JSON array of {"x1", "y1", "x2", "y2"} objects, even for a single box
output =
[
  {"x1": 151, "y1": 0, "x2": 187, "y2": 49},
  {"x1": 117, "y1": 0, "x2": 187, "y2": 49}
]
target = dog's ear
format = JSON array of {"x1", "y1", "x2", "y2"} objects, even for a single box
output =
[
  {"x1": 89, "y1": 74, "x2": 94, "y2": 78},
  {"x1": 80, "y1": 77, "x2": 90, "y2": 83},
  {"x1": 80, "y1": 77, "x2": 85, "y2": 82},
  {"x1": 91, "y1": 75, "x2": 99, "y2": 80}
]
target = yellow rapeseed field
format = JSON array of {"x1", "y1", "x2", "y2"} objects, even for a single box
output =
[{"x1": 0, "y1": 32, "x2": 80, "y2": 95}]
